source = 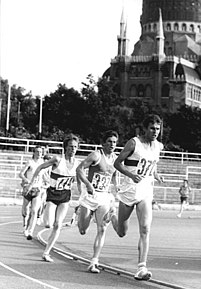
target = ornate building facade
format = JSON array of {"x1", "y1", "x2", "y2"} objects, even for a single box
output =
[{"x1": 104, "y1": 0, "x2": 201, "y2": 112}]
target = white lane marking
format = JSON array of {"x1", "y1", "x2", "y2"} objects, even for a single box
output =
[
  {"x1": 0, "y1": 221, "x2": 60, "y2": 289},
  {"x1": 0, "y1": 221, "x2": 21, "y2": 226},
  {"x1": 0, "y1": 261, "x2": 60, "y2": 289}
]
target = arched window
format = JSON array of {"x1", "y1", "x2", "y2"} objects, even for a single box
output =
[
  {"x1": 174, "y1": 23, "x2": 179, "y2": 31},
  {"x1": 175, "y1": 63, "x2": 184, "y2": 78},
  {"x1": 130, "y1": 85, "x2": 137, "y2": 98},
  {"x1": 182, "y1": 23, "x2": 187, "y2": 31},
  {"x1": 145, "y1": 85, "x2": 152, "y2": 98},
  {"x1": 190, "y1": 24, "x2": 194, "y2": 32},
  {"x1": 138, "y1": 84, "x2": 144, "y2": 97},
  {"x1": 153, "y1": 23, "x2": 157, "y2": 32},
  {"x1": 161, "y1": 84, "x2": 170, "y2": 98},
  {"x1": 166, "y1": 23, "x2": 171, "y2": 31},
  {"x1": 148, "y1": 24, "x2": 151, "y2": 32}
]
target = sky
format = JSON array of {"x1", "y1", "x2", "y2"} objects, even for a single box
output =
[{"x1": 1, "y1": 0, "x2": 142, "y2": 96}]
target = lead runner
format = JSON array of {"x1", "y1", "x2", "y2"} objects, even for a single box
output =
[{"x1": 106, "y1": 114, "x2": 164, "y2": 281}]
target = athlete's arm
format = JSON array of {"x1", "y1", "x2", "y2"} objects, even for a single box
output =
[
  {"x1": 154, "y1": 170, "x2": 164, "y2": 183},
  {"x1": 26, "y1": 156, "x2": 58, "y2": 193},
  {"x1": 19, "y1": 160, "x2": 31, "y2": 184},
  {"x1": 76, "y1": 151, "x2": 99, "y2": 194},
  {"x1": 111, "y1": 170, "x2": 120, "y2": 192},
  {"x1": 114, "y1": 138, "x2": 143, "y2": 184},
  {"x1": 154, "y1": 141, "x2": 164, "y2": 183}
]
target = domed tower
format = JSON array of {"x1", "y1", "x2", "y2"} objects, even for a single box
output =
[
  {"x1": 141, "y1": 0, "x2": 201, "y2": 23},
  {"x1": 134, "y1": 0, "x2": 201, "y2": 58},
  {"x1": 105, "y1": 1, "x2": 201, "y2": 112}
]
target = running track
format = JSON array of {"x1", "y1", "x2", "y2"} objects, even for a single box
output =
[{"x1": 0, "y1": 206, "x2": 200, "y2": 289}]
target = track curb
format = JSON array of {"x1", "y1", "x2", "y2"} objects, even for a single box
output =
[{"x1": 37, "y1": 228, "x2": 190, "y2": 289}]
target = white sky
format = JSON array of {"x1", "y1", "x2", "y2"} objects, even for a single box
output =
[{"x1": 1, "y1": 0, "x2": 142, "y2": 96}]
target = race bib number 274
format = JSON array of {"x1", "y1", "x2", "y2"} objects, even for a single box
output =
[{"x1": 55, "y1": 176, "x2": 74, "y2": 190}]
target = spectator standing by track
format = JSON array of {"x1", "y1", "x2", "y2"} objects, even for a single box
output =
[{"x1": 177, "y1": 179, "x2": 191, "y2": 218}]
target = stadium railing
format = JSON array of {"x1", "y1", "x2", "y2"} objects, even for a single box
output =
[{"x1": 1, "y1": 136, "x2": 201, "y2": 163}]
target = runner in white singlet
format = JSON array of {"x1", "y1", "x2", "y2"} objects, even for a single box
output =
[
  {"x1": 110, "y1": 114, "x2": 164, "y2": 281},
  {"x1": 76, "y1": 130, "x2": 119, "y2": 273},
  {"x1": 25, "y1": 134, "x2": 80, "y2": 262},
  {"x1": 19, "y1": 146, "x2": 44, "y2": 239}
]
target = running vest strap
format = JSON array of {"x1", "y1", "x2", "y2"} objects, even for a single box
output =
[{"x1": 124, "y1": 159, "x2": 139, "y2": 166}]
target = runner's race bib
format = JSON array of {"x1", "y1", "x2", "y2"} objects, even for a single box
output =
[
  {"x1": 91, "y1": 172, "x2": 112, "y2": 192},
  {"x1": 136, "y1": 158, "x2": 156, "y2": 177},
  {"x1": 55, "y1": 176, "x2": 75, "y2": 190}
]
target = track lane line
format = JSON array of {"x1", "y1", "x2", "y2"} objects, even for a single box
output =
[
  {"x1": 0, "y1": 261, "x2": 60, "y2": 289},
  {"x1": 0, "y1": 221, "x2": 61, "y2": 289}
]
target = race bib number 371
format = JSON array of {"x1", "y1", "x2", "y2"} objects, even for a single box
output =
[
  {"x1": 137, "y1": 158, "x2": 156, "y2": 177},
  {"x1": 55, "y1": 176, "x2": 74, "y2": 190}
]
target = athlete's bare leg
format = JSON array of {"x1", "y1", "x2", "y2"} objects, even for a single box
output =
[
  {"x1": 43, "y1": 201, "x2": 57, "y2": 228},
  {"x1": 77, "y1": 205, "x2": 92, "y2": 235},
  {"x1": 43, "y1": 202, "x2": 69, "y2": 259},
  {"x1": 86, "y1": 204, "x2": 110, "y2": 273},
  {"x1": 92, "y1": 205, "x2": 109, "y2": 260},
  {"x1": 22, "y1": 197, "x2": 31, "y2": 235},
  {"x1": 177, "y1": 200, "x2": 188, "y2": 218},
  {"x1": 37, "y1": 189, "x2": 47, "y2": 223},
  {"x1": 135, "y1": 198, "x2": 152, "y2": 265},
  {"x1": 111, "y1": 201, "x2": 134, "y2": 237},
  {"x1": 27, "y1": 195, "x2": 42, "y2": 238}
]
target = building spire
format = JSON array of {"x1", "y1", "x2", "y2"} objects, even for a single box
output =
[
  {"x1": 156, "y1": 8, "x2": 165, "y2": 63},
  {"x1": 117, "y1": 7, "x2": 129, "y2": 56},
  {"x1": 120, "y1": 7, "x2": 125, "y2": 37}
]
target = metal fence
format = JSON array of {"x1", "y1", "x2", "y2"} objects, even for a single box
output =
[
  {"x1": 1, "y1": 136, "x2": 201, "y2": 163},
  {"x1": 0, "y1": 136, "x2": 201, "y2": 204}
]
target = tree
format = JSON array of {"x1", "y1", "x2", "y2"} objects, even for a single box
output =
[
  {"x1": 167, "y1": 105, "x2": 201, "y2": 152},
  {"x1": 42, "y1": 84, "x2": 85, "y2": 139},
  {"x1": 81, "y1": 75, "x2": 125, "y2": 143},
  {"x1": 0, "y1": 78, "x2": 38, "y2": 136}
]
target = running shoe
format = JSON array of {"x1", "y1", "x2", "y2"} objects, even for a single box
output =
[
  {"x1": 42, "y1": 254, "x2": 54, "y2": 262},
  {"x1": 27, "y1": 234, "x2": 33, "y2": 240},
  {"x1": 87, "y1": 263, "x2": 100, "y2": 273},
  {"x1": 177, "y1": 213, "x2": 181, "y2": 218},
  {"x1": 134, "y1": 266, "x2": 152, "y2": 281}
]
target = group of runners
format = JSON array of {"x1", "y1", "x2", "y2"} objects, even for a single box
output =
[{"x1": 19, "y1": 114, "x2": 164, "y2": 281}]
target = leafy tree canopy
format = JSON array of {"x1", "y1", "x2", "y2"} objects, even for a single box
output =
[{"x1": 1, "y1": 76, "x2": 201, "y2": 153}]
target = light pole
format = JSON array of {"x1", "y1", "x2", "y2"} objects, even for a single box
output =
[
  {"x1": 6, "y1": 83, "x2": 11, "y2": 136},
  {"x1": 38, "y1": 95, "x2": 43, "y2": 139}
]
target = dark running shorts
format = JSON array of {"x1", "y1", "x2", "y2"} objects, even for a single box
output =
[
  {"x1": 46, "y1": 187, "x2": 71, "y2": 206},
  {"x1": 180, "y1": 196, "x2": 188, "y2": 203},
  {"x1": 23, "y1": 187, "x2": 40, "y2": 202}
]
